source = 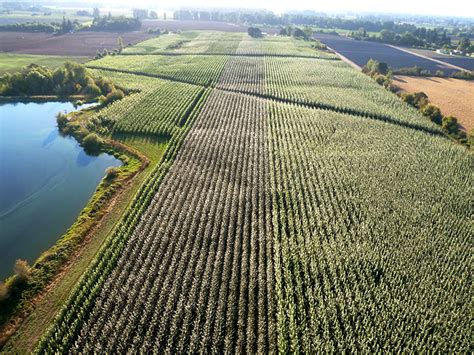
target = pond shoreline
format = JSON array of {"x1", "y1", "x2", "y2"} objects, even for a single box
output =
[{"x1": 0, "y1": 99, "x2": 149, "y2": 347}]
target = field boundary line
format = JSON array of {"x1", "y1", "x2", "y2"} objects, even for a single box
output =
[
  {"x1": 119, "y1": 52, "x2": 340, "y2": 61},
  {"x1": 387, "y1": 45, "x2": 467, "y2": 71},
  {"x1": 89, "y1": 66, "x2": 444, "y2": 137}
]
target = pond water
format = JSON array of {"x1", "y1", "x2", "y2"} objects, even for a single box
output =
[{"x1": 0, "y1": 101, "x2": 121, "y2": 280}]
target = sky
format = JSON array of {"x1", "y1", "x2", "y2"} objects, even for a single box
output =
[{"x1": 103, "y1": 0, "x2": 474, "y2": 18}]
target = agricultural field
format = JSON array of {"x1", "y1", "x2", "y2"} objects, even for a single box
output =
[
  {"x1": 0, "y1": 53, "x2": 88, "y2": 74},
  {"x1": 394, "y1": 75, "x2": 474, "y2": 131},
  {"x1": 3, "y1": 31, "x2": 471, "y2": 353},
  {"x1": 407, "y1": 47, "x2": 474, "y2": 71},
  {"x1": 0, "y1": 31, "x2": 154, "y2": 55},
  {"x1": 314, "y1": 33, "x2": 460, "y2": 75}
]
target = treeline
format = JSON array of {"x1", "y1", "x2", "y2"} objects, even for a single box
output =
[
  {"x1": 89, "y1": 14, "x2": 141, "y2": 31},
  {"x1": 0, "y1": 15, "x2": 141, "y2": 33},
  {"x1": 349, "y1": 27, "x2": 451, "y2": 48},
  {"x1": 0, "y1": 62, "x2": 118, "y2": 98}
]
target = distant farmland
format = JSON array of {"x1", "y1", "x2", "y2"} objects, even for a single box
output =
[
  {"x1": 314, "y1": 33, "x2": 460, "y2": 75},
  {"x1": 407, "y1": 48, "x2": 474, "y2": 71}
]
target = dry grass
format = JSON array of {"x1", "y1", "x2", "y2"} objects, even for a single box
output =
[{"x1": 394, "y1": 75, "x2": 474, "y2": 131}]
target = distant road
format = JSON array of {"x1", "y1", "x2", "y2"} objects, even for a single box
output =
[{"x1": 314, "y1": 33, "x2": 460, "y2": 75}]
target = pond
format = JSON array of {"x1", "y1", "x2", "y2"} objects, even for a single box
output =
[{"x1": 0, "y1": 101, "x2": 121, "y2": 280}]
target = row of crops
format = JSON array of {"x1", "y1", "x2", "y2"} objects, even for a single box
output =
[
  {"x1": 36, "y1": 33, "x2": 472, "y2": 352},
  {"x1": 90, "y1": 47, "x2": 435, "y2": 130}
]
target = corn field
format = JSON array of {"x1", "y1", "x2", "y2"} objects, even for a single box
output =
[{"x1": 36, "y1": 31, "x2": 472, "y2": 353}]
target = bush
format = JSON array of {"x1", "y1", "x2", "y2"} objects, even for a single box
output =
[
  {"x1": 421, "y1": 104, "x2": 443, "y2": 125},
  {"x1": 99, "y1": 89, "x2": 125, "y2": 106},
  {"x1": 105, "y1": 167, "x2": 120, "y2": 180},
  {"x1": 248, "y1": 27, "x2": 262, "y2": 38},
  {"x1": 363, "y1": 59, "x2": 389, "y2": 75},
  {"x1": 468, "y1": 129, "x2": 474, "y2": 147},
  {"x1": 13, "y1": 259, "x2": 31, "y2": 285},
  {"x1": 402, "y1": 92, "x2": 428, "y2": 109},
  {"x1": 442, "y1": 115, "x2": 459, "y2": 134},
  {"x1": 451, "y1": 70, "x2": 474, "y2": 80},
  {"x1": 56, "y1": 112, "x2": 68, "y2": 129},
  {"x1": 82, "y1": 133, "x2": 103, "y2": 152},
  {"x1": 0, "y1": 282, "x2": 8, "y2": 302}
]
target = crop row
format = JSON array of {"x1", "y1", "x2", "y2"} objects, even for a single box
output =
[
  {"x1": 90, "y1": 54, "x2": 230, "y2": 86},
  {"x1": 268, "y1": 102, "x2": 471, "y2": 352},
  {"x1": 89, "y1": 69, "x2": 204, "y2": 136},
  {"x1": 36, "y1": 34, "x2": 472, "y2": 353}
]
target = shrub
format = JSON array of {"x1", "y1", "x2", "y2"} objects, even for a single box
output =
[
  {"x1": 56, "y1": 112, "x2": 68, "y2": 129},
  {"x1": 0, "y1": 281, "x2": 8, "y2": 301},
  {"x1": 248, "y1": 27, "x2": 262, "y2": 38},
  {"x1": 82, "y1": 133, "x2": 104, "y2": 152},
  {"x1": 421, "y1": 104, "x2": 443, "y2": 125},
  {"x1": 363, "y1": 59, "x2": 389, "y2": 75},
  {"x1": 13, "y1": 259, "x2": 31, "y2": 285},
  {"x1": 468, "y1": 129, "x2": 474, "y2": 147},
  {"x1": 402, "y1": 92, "x2": 428, "y2": 109},
  {"x1": 451, "y1": 70, "x2": 474, "y2": 80},
  {"x1": 442, "y1": 115, "x2": 459, "y2": 134},
  {"x1": 99, "y1": 89, "x2": 125, "y2": 106},
  {"x1": 105, "y1": 167, "x2": 120, "y2": 180}
]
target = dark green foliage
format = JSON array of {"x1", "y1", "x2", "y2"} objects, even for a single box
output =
[
  {"x1": 99, "y1": 88, "x2": 125, "y2": 106},
  {"x1": 0, "y1": 62, "x2": 116, "y2": 97},
  {"x1": 441, "y1": 115, "x2": 459, "y2": 134},
  {"x1": 82, "y1": 133, "x2": 104, "y2": 153},
  {"x1": 421, "y1": 104, "x2": 442, "y2": 124},
  {"x1": 248, "y1": 27, "x2": 263, "y2": 38},
  {"x1": 395, "y1": 66, "x2": 431, "y2": 76},
  {"x1": 401, "y1": 91, "x2": 428, "y2": 109},
  {"x1": 363, "y1": 59, "x2": 389, "y2": 75},
  {"x1": 90, "y1": 15, "x2": 141, "y2": 31},
  {"x1": 451, "y1": 70, "x2": 474, "y2": 80}
]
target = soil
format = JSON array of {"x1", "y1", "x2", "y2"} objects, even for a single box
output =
[
  {"x1": 0, "y1": 31, "x2": 154, "y2": 56},
  {"x1": 394, "y1": 75, "x2": 474, "y2": 132}
]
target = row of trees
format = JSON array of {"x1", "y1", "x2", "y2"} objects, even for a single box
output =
[{"x1": 0, "y1": 62, "x2": 118, "y2": 98}]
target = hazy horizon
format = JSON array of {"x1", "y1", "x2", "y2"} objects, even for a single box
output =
[{"x1": 36, "y1": 0, "x2": 474, "y2": 18}]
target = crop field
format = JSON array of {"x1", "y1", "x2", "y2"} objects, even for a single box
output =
[
  {"x1": 407, "y1": 48, "x2": 474, "y2": 71},
  {"x1": 27, "y1": 31, "x2": 471, "y2": 353},
  {"x1": 0, "y1": 31, "x2": 154, "y2": 56},
  {"x1": 314, "y1": 33, "x2": 460, "y2": 75},
  {"x1": 0, "y1": 53, "x2": 88, "y2": 74}
]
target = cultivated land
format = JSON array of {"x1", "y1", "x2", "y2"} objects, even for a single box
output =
[
  {"x1": 394, "y1": 75, "x2": 474, "y2": 131},
  {"x1": 314, "y1": 33, "x2": 460, "y2": 75},
  {"x1": 2, "y1": 31, "x2": 471, "y2": 353},
  {"x1": 0, "y1": 53, "x2": 88, "y2": 74},
  {"x1": 0, "y1": 31, "x2": 154, "y2": 56},
  {"x1": 407, "y1": 47, "x2": 474, "y2": 71}
]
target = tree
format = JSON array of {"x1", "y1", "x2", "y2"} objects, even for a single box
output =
[
  {"x1": 117, "y1": 36, "x2": 124, "y2": 52},
  {"x1": 442, "y1": 115, "x2": 459, "y2": 134},
  {"x1": 163, "y1": 12, "x2": 167, "y2": 20},
  {"x1": 93, "y1": 7, "x2": 100, "y2": 18},
  {"x1": 0, "y1": 282, "x2": 8, "y2": 301},
  {"x1": 421, "y1": 104, "x2": 442, "y2": 124},
  {"x1": 248, "y1": 27, "x2": 262, "y2": 38},
  {"x1": 457, "y1": 37, "x2": 471, "y2": 52},
  {"x1": 82, "y1": 133, "x2": 103, "y2": 152},
  {"x1": 14, "y1": 259, "x2": 31, "y2": 285}
]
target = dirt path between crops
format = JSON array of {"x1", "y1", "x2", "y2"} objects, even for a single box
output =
[
  {"x1": 388, "y1": 45, "x2": 466, "y2": 72},
  {"x1": 394, "y1": 75, "x2": 474, "y2": 132}
]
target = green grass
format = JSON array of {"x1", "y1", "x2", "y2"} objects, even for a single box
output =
[{"x1": 0, "y1": 53, "x2": 89, "y2": 75}]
